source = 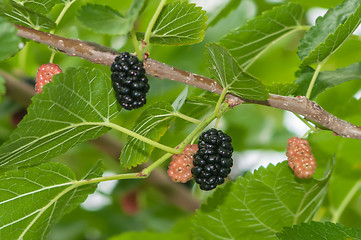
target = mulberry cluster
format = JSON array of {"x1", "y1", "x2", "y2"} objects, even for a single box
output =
[
  {"x1": 35, "y1": 63, "x2": 62, "y2": 93},
  {"x1": 286, "y1": 137, "x2": 317, "y2": 178},
  {"x1": 192, "y1": 128, "x2": 233, "y2": 191},
  {"x1": 110, "y1": 52, "x2": 150, "y2": 110},
  {"x1": 168, "y1": 144, "x2": 198, "y2": 183}
]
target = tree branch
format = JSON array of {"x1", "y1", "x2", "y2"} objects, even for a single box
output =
[{"x1": 15, "y1": 25, "x2": 361, "y2": 140}]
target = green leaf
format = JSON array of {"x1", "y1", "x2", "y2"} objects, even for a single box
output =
[
  {"x1": 208, "y1": 0, "x2": 242, "y2": 27},
  {"x1": 220, "y1": 3, "x2": 303, "y2": 68},
  {"x1": 120, "y1": 102, "x2": 176, "y2": 169},
  {"x1": 0, "y1": 75, "x2": 4, "y2": 103},
  {"x1": 0, "y1": 67, "x2": 118, "y2": 172},
  {"x1": 0, "y1": 16, "x2": 20, "y2": 61},
  {"x1": 277, "y1": 222, "x2": 361, "y2": 240},
  {"x1": 77, "y1": 4, "x2": 128, "y2": 35},
  {"x1": 109, "y1": 232, "x2": 188, "y2": 240},
  {"x1": 172, "y1": 86, "x2": 188, "y2": 112},
  {"x1": 267, "y1": 83, "x2": 298, "y2": 96},
  {"x1": 0, "y1": 161, "x2": 102, "y2": 239},
  {"x1": 294, "y1": 62, "x2": 361, "y2": 99},
  {"x1": 126, "y1": 0, "x2": 146, "y2": 28},
  {"x1": 2, "y1": 1, "x2": 56, "y2": 30},
  {"x1": 206, "y1": 43, "x2": 269, "y2": 100},
  {"x1": 193, "y1": 162, "x2": 331, "y2": 240},
  {"x1": 146, "y1": 1, "x2": 207, "y2": 45},
  {"x1": 298, "y1": 0, "x2": 361, "y2": 65},
  {"x1": 18, "y1": 0, "x2": 63, "y2": 14}
]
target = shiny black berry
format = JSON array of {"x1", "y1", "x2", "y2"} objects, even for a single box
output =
[
  {"x1": 110, "y1": 52, "x2": 150, "y2": 110},
  {"x1": 192, "y1": 128, "x2": 233, "y2": 191}
]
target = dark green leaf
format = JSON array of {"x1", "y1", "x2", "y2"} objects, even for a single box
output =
[
  {"x1": 298, "y1": 0, "x2": 361, "y2": 65},
  {"x1": 220, "y1": 3, "x2": 303, "y2": 68},
  {"x1": 193, "y1": 162, "x2": 331, "y2": 240},
  {"x1": 294, "y1": 62, "x2": 361, "y2": 99},
  {"x1": 206, "y1": 43, "x2": 269, "y2": 100},
  {"x1": 0, "y1": 161, "x2": 102, "y2": 239},
  {"x1": 267, "y1": 83, "x2": 298, "y2": 96},
  {"x1": 2, "y1": 1, "x2": 56, "y2": 29},
  {"x1": 120, "y1": 102, "x2": 176, "y2": 169},
  {"x1": 0, "y1": 67, "x2": 118, "y2": 172},
  {"x1": 146, "y1": 2, "x2": 207, "y2": 45},
  {"x1": 0, "y1": 16, "x2": 20, "y2": 61},
  {"x1": 77, "y1": 4, "x2": 128, "y2": 35},
  {"x1": 277, "y1": 222, "x2": 361, "y2": 240},
  {"x1": 208, "y1": 0, "x2": 242, "y2": 27}
]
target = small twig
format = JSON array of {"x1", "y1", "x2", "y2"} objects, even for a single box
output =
[{"x1": 14, "y1": 25, "x2": 361, "y2": 140}]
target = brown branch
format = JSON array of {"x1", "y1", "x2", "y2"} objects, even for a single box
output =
[{"x1": 15, "y1": 25, "x2": 361, "y2": 140}]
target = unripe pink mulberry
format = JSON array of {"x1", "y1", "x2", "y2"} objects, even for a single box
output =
[
  {"x1": 286, "y1": 137, "x2": 317, "y2": 178},
  {"x1": 35, "y1": 63, "x2": 62, "y2": 93},
  {"x1": 168, "y1": 154, "x2": 193, "y2": 183}
]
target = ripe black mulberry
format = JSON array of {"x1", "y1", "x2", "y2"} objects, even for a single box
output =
[
  {"x1": 192, "y1": 128, "x2": 233, "y2": 191},
  {"x1": 110, "y1": 52, "x2": 150, "y2": 110}
]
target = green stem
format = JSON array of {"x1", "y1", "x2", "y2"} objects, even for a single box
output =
[
  {"x1": 215, "y1": 87, "x2": 229, "y2": 118},
  {"x1": 131, "y1": 28, "x2": 142, "y2": 60},
  {"x1": 294, "y1": 113, "x2": 317, "y2": 132},
  {"x1": 53, "y1": 0, "x2": 76, "y2": 29},
  {"x1": 49, "y1": 0, "x2": 76, "y2": 62},
  {"x1": 331, "y1": 180, "x2": 361, "y2": 223},
  {"x1": 143, "y1": 104, "x2": 229, "y2": 175},
  {"x1": 76, "y1": 172, "x2": 143, "y2": 186},
  {"x1": 302, "y1": 129, "x2": 312, "y2": 139},
  {"x1": 144, "y1": 0, "x2": 167, "y2": 47},
  {"x1": 306, "y1": 63, "x2": 323, "y2": 99},
  {"x1": 72, "y1": 104, "x2": 229, "y2": 188},
  {"x1": 173, "y1": 112, "x2": 201, "y2": 124},
  {"x1": 141, "y1": 152, "x2": 173, "y2": 176},
  {"x1": 181, "y1": 102, "x2": 229, "y2": 150},
  {"x1": 103, "y1": 121, "x2": 179, "y2": 154},
  {"x1": 214, "y1": 117, "x2": 221, "y2": 129}
]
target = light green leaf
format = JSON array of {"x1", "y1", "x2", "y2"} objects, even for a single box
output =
[
  {"x1": 2, "y1": 1, "x2": 56, "y2": 29},
  {"x1": 277, "y1": 222, "x2": 361, "y2": 240},
  {"x1": 208, "y1": 0, "x2": 242, "y2": 27},
  {"x1": 126, "y1": 0, "x2": 146, "y2": 27},
  {"x1": 193, "y1": 162, "x2": 331, "y2": 240},
  {"x1": 172, "y1": 86, "x2": 188, "y2": 112},
  {"x1": 77, "y1": 4, "x2": 128, "y2": 35},
  {"x1": 298, "y1": 0, "x2": 361, "y2": 65},
  {"x1": 120, "y1": 102, "x2": 176, "y2": 169},
  {"x1": 267, "y1": 83, "x2": 298, "y2": 96},
  {"x1": 78, "y1": 0, "x2": 145, "y2": 35},
  {"x1": 220, "y1": 3, "x2": 303, "y2": 68},
  {"x1": 17, "y1": 0, "x2": 63, "y2": 14},
  {"x1": 0, "y1": 161, "x2": 102, "y2": 239},
  {"x1": 294, "y1": 62, "x2": 361, "y2": 99},
  {"x1": 146, "y1": 1, "x2": 207, "y2": 45},
  {"x1": 109, "y1": 232, "x2": 187, "y2": 240},
  {"x1": 0, "y1": 75, "x2": 4, "y2": 103},
  {"x1": 0, "y1": 16, "x2": 20, "y2": 61},
  {"x1": 206, "y1": 43, "x2": 269, "y2": 100},
  {"x1": 0, "y1": 67, "x2": 118, "y2": 172}
]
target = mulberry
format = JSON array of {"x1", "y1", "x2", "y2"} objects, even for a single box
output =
[
  {"x1": 110, "y1": 52, "x2": 150, "y2": 110},
  {"x1": 192, "y1": 128, "x2": 233, "y2": 191},
  {"x1": 35, "y1": 63, "x2": 62, "y2": 93},
  {"x1": 286, "y1": 137, "x2": 317, "y2": 178}
]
